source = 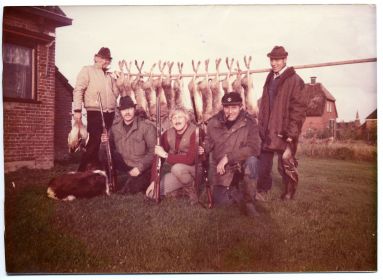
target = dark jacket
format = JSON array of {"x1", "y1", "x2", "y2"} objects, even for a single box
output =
[
  {"x1": 205, "y1": 110, "x2": 261, "y2": 186},
  {"x1": 258, "y1": 67, "x2": 307, "y2": 152},
  {"x1": 110, "y1": 116, "x2": 156, "y2": 172}
]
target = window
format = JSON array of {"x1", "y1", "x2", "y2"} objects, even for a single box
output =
[
  {"x1": 3, "y1": 43, "x2": 35, "y2": 100},
  {"x1": 327, "y1": 102, "x2": 332, "y2": 113}
]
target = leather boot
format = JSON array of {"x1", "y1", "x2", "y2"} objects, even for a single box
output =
[{"x1": 184, "y1": 184, "x2": 199, "y2": 205}]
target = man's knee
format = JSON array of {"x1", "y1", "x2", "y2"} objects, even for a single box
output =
[
  {"x1": 171, "y1": 164, "x2": 193, "y2": 185},
  {"x1": 244, "y1": 156, "x2": 259, "y2": 180}
]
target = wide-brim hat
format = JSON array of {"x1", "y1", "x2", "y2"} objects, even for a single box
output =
[
  {"x1": 221, "y1": 92, "x2": 243, "y2": 106},
  {"x1": 95, "y1": 47, "x2": 112, "y2": 60},
  {"x1": 118, "y1": 96, "x2": 136, "y2": 110},
  {"x1": 267, "y1": 46, "x2": 288, "y2": 59}
]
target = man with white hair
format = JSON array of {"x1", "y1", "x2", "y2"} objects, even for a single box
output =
[{"x1": 146, "y1": 106, "x2": 200, "y2": 205}]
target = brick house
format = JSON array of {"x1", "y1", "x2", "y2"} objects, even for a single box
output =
[
  {"x1": 2, "y1": 6, "x2": 72, "y2": 172},
  {"x1": 55, "y1": 66, "x2": 73, "y2": 160},
  {"x1": 301, "y1": 77, "x2": 338, "y2": 138},
  {"x1": 357, "y1": 109, "x2": 377, "y2": 142}
]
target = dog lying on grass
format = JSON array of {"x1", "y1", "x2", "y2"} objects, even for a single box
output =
[{"x1": 47, "y1": 170, "x2": 110, "y2": 201}]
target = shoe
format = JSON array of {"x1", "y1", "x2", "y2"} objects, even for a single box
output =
[
  {"x1": 254, "y1": 191, "x2": 266, "y2": 202},
  {"x1": 245, "y1": 203, "x2": 260, "y2": 217},
  {"x1": 145, "y1": 182, "x2": 155, "y2": 199}
]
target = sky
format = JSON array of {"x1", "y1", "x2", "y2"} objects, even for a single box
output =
[{"x1": 52, "y1": 3, "x2": 378, "y2": 122}]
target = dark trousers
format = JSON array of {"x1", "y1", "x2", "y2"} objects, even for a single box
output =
[
  {"x1": 111, "y1": 151, "x2": 151, "y2": 194},
  {"x1": 257, "y1": 147, "x2": 298, "y2": 193},
  {"x1": 213, "y1": 171, "x2": 254, "y2": 205},
  {"x1": 78, "y1": 111, "x2": 115, "y2": 171}
]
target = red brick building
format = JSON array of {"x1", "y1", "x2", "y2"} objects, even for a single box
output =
[
  {"x1": 301, "y1": 77, "x2": 338, "y2": 138},
  {"x1": 2, "y1": 6, "x2": 72, "y2": 172}
]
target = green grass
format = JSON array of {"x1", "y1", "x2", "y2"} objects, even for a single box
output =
[{"x1": 4, "y1": 157, "x2": 377, "y2": 273}]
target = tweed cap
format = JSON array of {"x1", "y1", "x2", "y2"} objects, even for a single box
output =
[
  {"x1": 267, "y1": 46, "x2": 288, "y2": 59},
  {"x1": 95, "y1": 47, "x2": 112, "y2": 60}
]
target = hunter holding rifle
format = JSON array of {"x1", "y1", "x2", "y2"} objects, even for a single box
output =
[
  {"x1": 145, "y1": 106, "x2": 201, "y2": 205},
  {"x1": 72, "y1": 47, "x2": 120, "y2": 171},
  {"x1": 202, "y1": 92, "x2": 261, "y2": 217},
  {"x1": 101, "y1": 96, "x2": 156, "y2": 194}
]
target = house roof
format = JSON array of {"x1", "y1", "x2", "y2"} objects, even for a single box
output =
[
  {"x1": 55, "y1": 66, "x2": 73, "y2": 95},
  {"x1": 305, "y1": 83, "x2": 338, "y2": 117},
  {"x1": 4, "y1": 6, "x2": 72, "y2": 28},
  {"x1": 366, "y1": 109, "x2": 377, "y2": 120}
]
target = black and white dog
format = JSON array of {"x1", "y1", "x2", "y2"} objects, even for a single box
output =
[{"x1": 47, "y1": 169, "x2": 110, "y2": 201}]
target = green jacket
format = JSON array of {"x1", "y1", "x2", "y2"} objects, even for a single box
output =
[
  {"x1": 110, "y1": 116, "x2": 156, "y2": 172},
  {"x1": 205, "y1": 110, "x2": 261, "y2": 187}
]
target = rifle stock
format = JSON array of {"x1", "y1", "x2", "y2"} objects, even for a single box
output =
[{"x1": 97, "y1": 91, "x2": 116, "y2": 193}]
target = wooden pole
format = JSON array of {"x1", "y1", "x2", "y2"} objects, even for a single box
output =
[{"x1": 117, "y1": 57, "x2": 377, "y2": 78}]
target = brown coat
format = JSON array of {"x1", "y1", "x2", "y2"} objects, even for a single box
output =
[
  {"x1": 258, "y1": 67, "x2": 307, "y2": 152},
  {"x1": 205, "y1": 110, "x2": 261, "y2": 187}
]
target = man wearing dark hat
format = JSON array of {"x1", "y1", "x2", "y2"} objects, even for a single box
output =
[
  {"x1": 101, "y1": 96, "x2": 156, "y2": 194},
  {"x1": 73, "y1": 47, "x2": 120, "y2": 171},
  {"x1": 203, "y1": 92, "x2": 261, "y2": 217},
  {"x1": 256, "y1": 46, "x2": 307, "y2": 201}
]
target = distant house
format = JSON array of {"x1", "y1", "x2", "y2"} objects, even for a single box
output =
[
  {"x1": 358, "y1": 109, "x2": 377, "y2": 142},
  {"x1": 336, "y1": 111, "x2": 361, "y2": 140},
  {"x1": 301, "y1": 77, "x2": 338, "y2": 138},
  {"x1": 3, "y1": 6, "x2": 72, "y2": 172}
]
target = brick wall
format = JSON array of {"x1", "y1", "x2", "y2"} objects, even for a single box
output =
[
  {"x1": 54, "y1": 71, "x2": 73, "y2": 161},
  {"x1": 3, "y1": 11, "x2": 57, "y2": 172},
  {"x1": 302, "y1": 101, "x2": 337, "y2": 136}
]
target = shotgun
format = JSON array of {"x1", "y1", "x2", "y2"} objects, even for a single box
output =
[
  {"x1": 190, "y1": 95, "x2": 213, "y2": 208},
  {"x1": 97, "y1": 91, "x2": 116, "y2": 193},
  {"x1": 154, "y1": 84, "x2": 162, "y2": 203}
]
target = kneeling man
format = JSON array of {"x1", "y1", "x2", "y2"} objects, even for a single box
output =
[
  {"x1": 101, "y1": 96, "x2": 156, "y2": 194},
  {"x1": 146, "y1": 106, "x2": 200, "y2": 205},
  {"x1": 204, "y1": 92, "x2": 261, "y2": 216}
]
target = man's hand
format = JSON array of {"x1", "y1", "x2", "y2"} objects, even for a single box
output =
[
  {"x1": 101, "y1": 132, "x2": 109, "y2": 143},
  {"x1": 73, "y1": 112, "x2": 82, "y2": 122},
  {"x1": 217, "y1": 155, "x2": 229, "y2": 175},
  {"x1": 198, "y1": 146, "x2": 205, "y2": 155},
  {"x1": 282, "y1": 144, "x2": 292, "y2": 161},
  {"x1": 129, "y1": 167, "x2": 141, "y2": 177},
  {"x1": 155, "y1": 145, "x2": 168, "y2": 159}
]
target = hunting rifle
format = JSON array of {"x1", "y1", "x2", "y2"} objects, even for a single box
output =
[
  {"x1": 154, "y1": 83, "x2": 162, "y2": 203},
  {"x1": 190, "y1": 97, "x2": 213, "y2": 209},
  {"x1": 97, "y1": 91, "x2": 116, "y2": 193}
]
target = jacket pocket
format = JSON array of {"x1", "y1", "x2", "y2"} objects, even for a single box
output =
[{"x1": 133, "y1": 136, "x2": 146, "y2": 156}]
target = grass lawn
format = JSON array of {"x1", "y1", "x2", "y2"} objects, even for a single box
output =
[{"x1": 4, "y1": 157, "x2": 377, "y2": 273}]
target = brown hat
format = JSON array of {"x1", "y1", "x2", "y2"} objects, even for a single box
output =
[
  {"x1": 95, "y1": 47, "x2": 112, "y2": 60},
  {"x1": 267, "y1": 46, "x2": 288, "y2": 59},
  {"x1": 222, "y1": 92, "x2": 243, "y2": 106},
  {"x1": 118, "y1": 96, "x2": 136, "y2": 110}
]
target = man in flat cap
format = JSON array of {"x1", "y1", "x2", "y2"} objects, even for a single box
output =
[
  {"x1": 73, "y1": 47, "x2": 121, "y2": 171},
  {"x1": 256, "y1": 46, "x2": 307, "y2": 201},
  {"x1": 202, "y1": 92, "x2": 261, "y2": 217},
  {"x1": 101, "y1": 96, "x2": 156, "y2": 194}
]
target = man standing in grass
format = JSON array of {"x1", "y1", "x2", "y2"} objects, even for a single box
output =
[
  {"x1": 146, "y1": 106, "x2": 200, "y2": 205},
  {"x1": 101, "y1": 96, "x2": 156, "y2": 194},
  {"x1": 73, "y1": 47, "x2": 120, "y2": 171},
  {"x1": 203, "y1": 92, "x2": 261, "y2": 217},
  {"x1": 256, "y1": 46, "x2": 307, "y2": 200}
]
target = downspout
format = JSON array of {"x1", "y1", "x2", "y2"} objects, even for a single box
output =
[{"x1": 45, "y1": 39, "x2": 55, "y2": 77}]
